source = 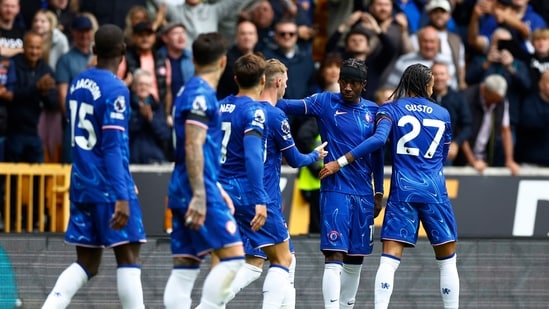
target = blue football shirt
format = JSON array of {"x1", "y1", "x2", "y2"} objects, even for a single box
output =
[
  {"x1": 168, "y1": 76, "x2": 224, "y2": 209},
  {"x1": 378, "y1": 97, "x2": 452, "y2": 203},
  {"x1": 68, "y1": 68, "x2": 135, "y2": 203},
  {"x1": 279, "y1": 92, "x2": 381, "y2": 195}
]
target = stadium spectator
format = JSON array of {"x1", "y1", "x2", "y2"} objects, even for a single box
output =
[
  {"x1": 0, "y1": 0, "x2": 24, "y2": 57},
  {"x1": 55, "y1": 14, "x2": 95, "y2": 163},
  {"x1": 158, "y1": 22, "x2": 194, "y2": 126},
  {"x1": 515, "y1": 69, "x2": 549, "y2": 167},
  {"x1": 163, "y1": 32, "x2": 245, "y2": 309},
  {"x1": 277, "y1": 58, "x2": 384, "y2": 308},
  {"x1": 386, "y1": 26, "x2": 457, "y2": 90},
  {"x1": 319, "y1": 63, "x2": 460, "y2": 309},
  {"x1": 431, "y1": 61, "x2": 472, "y2": 165},
  {"x1": 527, "y1": 28, "x2": 549, "y2": 91},
  {"x1": 42, "y1": 24, "x2": 146, "y2": 309},
  {"x1": 217, "y1": 18, "x2": 258, "y2": 100},
  {"x1": 163, "y1": 0, "x2": 258, "y2": 46},
  {"x1": 411, "y1": 0, "x2": 467, "y2": 90},
  {"x1": 459, "y1": 74, "x2": 520, "y2": 175},
  {"x1": 129, "y1": 69, "x2": 172, "y2": 164},
  {"x1": 465, "y1": 27, "x2": 531, "y2": 130}
]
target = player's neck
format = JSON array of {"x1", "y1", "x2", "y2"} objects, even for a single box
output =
[
  {"x1": 258, "y1": 88, "x2": 277, "y2": 106},
  {"x1": 96, "y1": 58, "x2": 120, "y2": 74},
  {"x1": 237, "y1": 87, "x2": 262, "y2": 101}
]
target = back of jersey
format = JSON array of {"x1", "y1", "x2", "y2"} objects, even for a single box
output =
[
  {"x1": 219, "y1": 95, "x2": 267, "y2": 180},
  {"x1": 68, "y1": 68, "x2": 133, "y2": 203},
  {"x1": 380, "y1": 97, "x2": 452, "y2": 203}
]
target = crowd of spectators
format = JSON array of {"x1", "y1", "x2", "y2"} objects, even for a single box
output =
[{"x1": 1, "y1": 0, "x2": 549, "y2": 173}]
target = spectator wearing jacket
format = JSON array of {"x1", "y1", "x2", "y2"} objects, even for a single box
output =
[{"x1": 129, "y1": 69, "x2": 172, "y2": 164}]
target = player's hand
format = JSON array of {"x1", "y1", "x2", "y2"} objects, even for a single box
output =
[
  {"x1": 185, "y1": 195, "x2": 206, "y2": 230},
  {"x1": 251, "y1": 204, "x2": 267, "y2": 231},
  {"x1": 314, "y1": 141, "x2": 329, "y2": 160},
  {"x1": 219, "y1": 185, "x2": 235, "y2": 215},
  {"x1": 110, "y1": 200, "x2": 130, "y2": 230},
  {"x1": 447, "y1": 141, "x2": 459, "y2": 161},
  {"x1": 374, "y1": 194, "x2": 384, "y2": 218},
  {"x1": 319, "y1": 160, "x2": 340, "y2": 180}
]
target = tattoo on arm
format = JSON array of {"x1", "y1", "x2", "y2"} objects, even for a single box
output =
[{"x1": 185, "y1": 123, "x2": 207, "y2": 197}]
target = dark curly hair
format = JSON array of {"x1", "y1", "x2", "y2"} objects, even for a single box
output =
[{"x1": 390, "y1": 63, "x2": 433, "y2": 100}]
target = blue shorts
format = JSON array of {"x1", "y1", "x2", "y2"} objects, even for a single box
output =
[
  {"x1": 380, "y1": 200, "x2": 458, "y2": 246},
  {"x1": 243, "y1": 230, "x2": 295, "y2": 259},
  {"x1": 320, "y1": 192, "x2": 375, "y2": 255},
  {"x1": 65, "y1": 199, "x2": 146, "y2": 248},
  {"x1": 170, "y1": 203, "x2": 242, "y2": 261}
]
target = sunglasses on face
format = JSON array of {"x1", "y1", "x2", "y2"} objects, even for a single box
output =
[{"x1": 277, "y1": 31, "x2": 297, "y2": 38}]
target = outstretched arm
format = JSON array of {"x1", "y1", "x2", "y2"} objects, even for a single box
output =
[{"x1": 319, "y1": 117, "x2": 391, "y2": 179}]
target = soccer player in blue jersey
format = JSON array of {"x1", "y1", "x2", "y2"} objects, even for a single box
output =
[
  {"x1": 277, "y1": 58, "x2": 384, "y2": 309},
  {"x1": 218, "y1": 53, "x2": 294, "y2": 309},
  {"x1": 225, "y1": 58, "x2": 328, "y2": 308},
  {"x1": 42, "y1": 24, "x2": 147, "y2": 309},
  {"x1": 163, "y1": 32, "x2": 245, "y2": 309},
  {"x1": 320, "y1": 63, "x2": 460, "y2": 309}
]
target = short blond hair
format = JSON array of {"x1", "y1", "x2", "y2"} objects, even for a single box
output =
[
  {"x1": 264, "y1": 58, "x2": 287, "y2": 87},
  {"x1": 532, "y1": 28, "x2": 549, "y2": 41}
]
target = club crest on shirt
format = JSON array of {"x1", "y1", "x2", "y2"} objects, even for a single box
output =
[
  {"x1": 226, "y1": 220, "x2": 238, "y2": 235},
  {"x1": 328, "y1": 230, "x2": 340, "y2": 242},
  {"x1": 365, "y1": 111, "x2": 373, "y2": 123}
]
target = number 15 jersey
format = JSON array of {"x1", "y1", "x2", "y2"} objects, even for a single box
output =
[{"x1": 67, "y1": 68, "x2": 135, "y2": 203}]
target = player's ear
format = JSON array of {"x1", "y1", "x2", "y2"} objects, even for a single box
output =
[{"x1": 121, "y1": 42, "x2": 127, "y2": 56}]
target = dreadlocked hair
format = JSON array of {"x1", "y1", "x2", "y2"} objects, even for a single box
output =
[{"x1": 391, "y1": 63, "x2": 432, "y2": 100}]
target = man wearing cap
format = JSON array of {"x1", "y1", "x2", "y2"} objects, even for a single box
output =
[
  {"x1": 277, "y1": 58, "x2": 384, "y2": 308},
  {"x1": 158, "y1": 22, "x2": 194, "y2": 119},
  {"x1": 0, "y1": 0, "x2": 25, "y2": 57},
  {"x1": 411, "y1": 0, "x2": 467, "y2": 90},
  {"x1": 55, "y1": 14, "x2": 95, "y2": 163},
  {"x1": 459, "y1": 74, "x2": 520, "y2": 175}
]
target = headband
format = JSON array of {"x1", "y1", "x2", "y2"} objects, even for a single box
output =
[{"x1": 339, "y1": 65, "x2": 367, "y2": 82}]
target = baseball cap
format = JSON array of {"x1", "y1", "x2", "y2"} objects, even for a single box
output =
[
  {"x1": 426, "y1": 0, "x2": 451, "y2": 12},
  {"x1": 484, "y1": 74, "x2": 507, "y2": 97},
  {"x1": 133, "y1": 21, "x2": 154, "y2": 34},
  {"x1": 161, "y1": 22, "x2": 185, "y2": 35},
  {"x1": 71, "y1": 16, "x2": 93, "y2": 31}
]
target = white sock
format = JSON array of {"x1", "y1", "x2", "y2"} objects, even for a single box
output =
[
  {"x1": 42, "y1": 262, "x2": 88, "y2": 309},
  {"x1": 437, "y1": 253, "x2": 460, "y2": 309},
  {"x1": 163, "y1": 268, "x2": 200, "y2": 309},
  {"x1": 226, "y1": 262, "x2": 263, "y2": 303},
  {"x1": 374, "y1": 255, "x2": 400, "y2": 309},
  {"x1": 262, "y1": 265, "x2": 290, "y2": 309},
  {"x1": 199, "y1": 258, "x2": 244, "y2": 309},
  {"x1": 281, "y1": 254, "x2": 296, "y2": 309},
  {"x1": 117, "y1": 266, "x2": 144, "y2": 309},
  {"x1": 339, "y1": 263, "x2": 362, "y2": 308},
  {"x1": 322, "y1": 262, "x2": 342, "y2": 308}
]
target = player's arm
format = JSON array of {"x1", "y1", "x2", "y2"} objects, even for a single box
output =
[
  {"x1": 319, "y1": 116, "x2": 391, "y2": 179},
  {"x1": 243, "y1": 130, "x2": 268, "y2": 231},
  {"x1": 103, "y1": 121, "x2": 130, "y2": 230},
  {"x1": 283, "y1": 141, "x2": 327, "y2": 168},
  {"x1": 183, "y1": 118, "x2": 208, "y2": 230},
  {"x1": 276, "y1": 98, "x2": 308, "y2": 115},
  {"x1": 371, "y1": 146, "x2": 385, "y2": 218}
]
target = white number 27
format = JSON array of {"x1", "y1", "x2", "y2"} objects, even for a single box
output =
[{"x1": 396, "y1": 115, "x2": 445, "y2": 159}]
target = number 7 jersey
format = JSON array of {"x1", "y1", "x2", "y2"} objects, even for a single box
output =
[
  {"x1": 378, "y1": 97, "x2": 452, "y2": 203},
  {"x1": 67, "y1": 68, "x2": 135, "y2": 203}
]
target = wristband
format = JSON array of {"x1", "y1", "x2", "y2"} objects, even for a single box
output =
[
  {"x1": 375, "y1": 192, "x2": 384, "y2": 197},
  {"x1": 337, "y1": 155, "x2": 349, "y2": 168}
]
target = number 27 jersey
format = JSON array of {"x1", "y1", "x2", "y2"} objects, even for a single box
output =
[{"x1": 378, "y1": 97, "x2": 452, "y2": 203}]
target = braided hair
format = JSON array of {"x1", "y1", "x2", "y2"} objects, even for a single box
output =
[{"x1": 390, "y1": 63, "x2": 433, "y2": 101}]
